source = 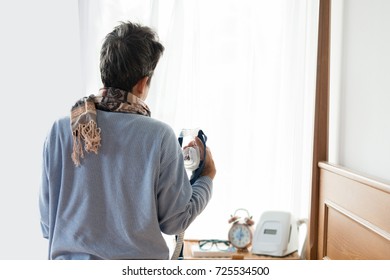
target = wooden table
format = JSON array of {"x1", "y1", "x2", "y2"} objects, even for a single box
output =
[{"x1": 183, "y1": 240, "x2": 300, "y2": 260}]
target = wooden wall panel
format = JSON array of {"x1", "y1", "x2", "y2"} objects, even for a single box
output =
[
  {"x1": 318, "y1": 162, "x2": 390, "y2": 260},
  {"x1": 324, "y1": 203, "x2": 390, "y2": 259}
]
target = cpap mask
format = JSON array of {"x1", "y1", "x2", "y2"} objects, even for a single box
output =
[
  {"x1": 178, "y1": 129, "x2": 207, "y2": 184},
  {"x1": 173, "y1": 129, "x2": 208, "y2": 260}
]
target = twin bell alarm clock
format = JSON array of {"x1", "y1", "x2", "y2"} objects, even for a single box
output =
[{"x1": 228, "y1": 208, "x2": 254, "y2": 251}]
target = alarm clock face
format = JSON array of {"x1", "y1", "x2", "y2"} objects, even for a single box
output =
[{"x1": 228, "y1": 223, "x2": 252, "y2": 249}]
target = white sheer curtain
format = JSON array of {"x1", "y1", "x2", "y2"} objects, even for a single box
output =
[{"x1": 79, "y1": 0, "x2": 319, "y2": 240}]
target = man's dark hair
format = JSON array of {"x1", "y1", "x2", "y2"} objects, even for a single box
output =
[{"x1": 100, "y1": 21, "x2": 164, "y2": 92}]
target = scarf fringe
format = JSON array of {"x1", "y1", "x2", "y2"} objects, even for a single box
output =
[
  {"x1": 71, "y1": 120, "x2": 101, "y2": 166},
  {"x1": 70, "y1": 88, "x2": 150, "y2": 166}
]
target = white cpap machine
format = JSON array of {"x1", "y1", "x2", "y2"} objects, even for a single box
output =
[{"x1": 251, "y1": 211, "x2": 307, "y2": 258}]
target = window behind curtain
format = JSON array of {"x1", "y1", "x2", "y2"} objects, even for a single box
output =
[{"x1": 79, "y1": 0, "x2": 319, "y2": 240}]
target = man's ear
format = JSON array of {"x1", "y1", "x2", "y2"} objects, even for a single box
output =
[{"x1": 133, "y1": 76, "x2": 149, "y2": 96}]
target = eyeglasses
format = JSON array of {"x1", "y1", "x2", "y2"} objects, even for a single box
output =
[{"x1": 198, "y1": 239, "x2": 231, "y2": 251}]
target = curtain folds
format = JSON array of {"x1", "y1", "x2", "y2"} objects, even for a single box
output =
[{"x1": 79, "y1": 0, "x2": 319, "y2": 240}]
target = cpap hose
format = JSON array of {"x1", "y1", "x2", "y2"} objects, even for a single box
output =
[
  {"x1": 297, "y1": 218, "x2": 308, "y2": 259},
  {"x1": 171, "y1": 232, "x2": 185, "y2": 260}
]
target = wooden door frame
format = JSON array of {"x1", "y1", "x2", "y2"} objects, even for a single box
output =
[{"x1": 307, "y1": 0, "x2": 331, "y2": 260}]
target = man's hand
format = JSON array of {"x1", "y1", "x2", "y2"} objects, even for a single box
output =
[
  {"x1": 184, "y1": 136, "x2": 216, "y2": 180},
  {"x1": 194, "y1": 137, "x2": 216, "y2": 180},
  {"x1": 201, "y1": 145, "x2": 216, "y2": 180}
]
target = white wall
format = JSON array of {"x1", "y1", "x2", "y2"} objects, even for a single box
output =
[
  {"x1": 0, "y1": 0, "x2": 82, "y2": 259},
  {"x1": 329, "y1": 0, "x2": 390, "y2": 183}
]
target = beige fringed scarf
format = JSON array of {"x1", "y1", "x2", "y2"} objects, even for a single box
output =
[{"x1": 71, "y1": 87, "x2": 151, "y2": 166}]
